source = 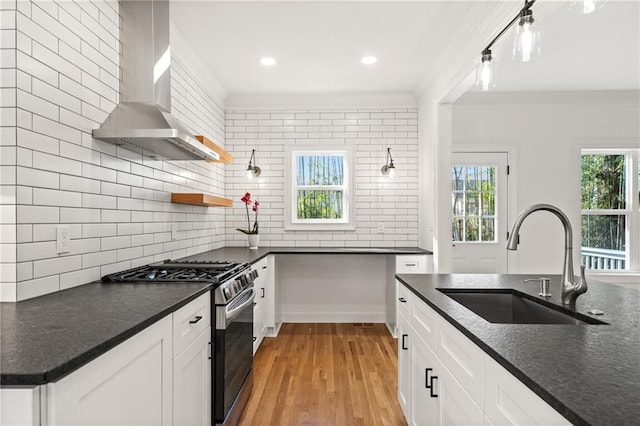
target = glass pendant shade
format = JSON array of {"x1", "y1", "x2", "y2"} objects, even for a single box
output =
[
  {"x1": 513, "y1": 10, "x2": 540, "y2": 62},
  {"x1": 475, "y1": 50, "x2": 496, "y2": 92}
]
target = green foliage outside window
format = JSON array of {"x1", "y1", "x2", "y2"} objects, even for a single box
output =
[
  {"x1": 581, "y1": 154, "x2": 626, "y2": 252},
  {"x1": 296, "y1": 155, "x2": 345, "y2": 220}
]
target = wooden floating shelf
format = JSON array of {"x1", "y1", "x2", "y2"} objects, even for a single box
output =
[
  {"x1": 171, "y1": 193, "x2": 233, "y2": 207},
  {"x1": 195, "y1": 135, "x2": 233, "y2": 164}
]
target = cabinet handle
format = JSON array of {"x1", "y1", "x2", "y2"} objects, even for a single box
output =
[
  {"x1": 262, "y1": 266, "x2": 267, "y2": 269},
  {"x1": 261, "y1": 288, "x2": 265, "y2": 298},
  {"x1": 425, "y1": 368, "x2": 438, "y2": 398},
  {"x1": 401, "y1": 334, "x2": 408, "y2": 350},
  {"x1": 208, "y1": 342, "x2": 211, "y2": 360},
  {"x1": 404, "y1": 262, "x2": 417, "y2": 267},
  {"x1": 398, "y1": 297, "x2": 407, "y2": 303},
  {"x1": 253, "y1": 336, "x2": 257, "y2": 342},
  {"x1": 253, "y1": 302, "x2": 257, "y2": 307},
  {"x1": 189, "y1": 315, "x2": 203, "y2": 324}
]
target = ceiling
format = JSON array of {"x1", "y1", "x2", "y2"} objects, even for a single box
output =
[{"x1": 171, "y1": 1, "x2": 640, "y2": 97}]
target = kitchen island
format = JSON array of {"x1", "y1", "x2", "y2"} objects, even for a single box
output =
[{"x1": 396, "y1": 273, "x2": 640, "y2": 426}]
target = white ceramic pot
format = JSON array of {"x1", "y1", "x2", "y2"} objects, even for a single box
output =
[{"x1": 248, "y1": 234, "x2": 260, "y2": 249}]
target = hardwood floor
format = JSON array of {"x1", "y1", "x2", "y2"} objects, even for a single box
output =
[{"x1": 238, "y1": 323, "x2": 407, "y2": 426}]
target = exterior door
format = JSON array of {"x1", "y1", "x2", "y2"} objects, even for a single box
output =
[{"x1": 451, "y1": 152, "x2": 509, "y2": 273}]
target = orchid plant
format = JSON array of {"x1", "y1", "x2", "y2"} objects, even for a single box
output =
[{"x1": 237, "y1": 192, "x2": 259, "y2": 235}]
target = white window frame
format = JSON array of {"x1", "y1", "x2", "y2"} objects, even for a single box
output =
[
  {"x1": 580, "y1": 148, "x2": 640, "y2": 272},
  {"x1": 284, "y1": 144, "x2": 355, "y2": 231}
]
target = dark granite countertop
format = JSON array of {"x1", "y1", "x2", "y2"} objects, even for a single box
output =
[
  {"x1": 1, "y1": 282, "x2": 211, "y2": 385},
  {"x1": 395, "y1": 274, "x2": 640, "y2": 426},
  {"x1": 1, "y1": 245, "x2": 428, "y2": 386},
  {"x1": 179, "y1": 246, "x2": 431, "y2": 263}
]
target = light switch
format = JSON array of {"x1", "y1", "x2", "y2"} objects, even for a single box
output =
[
  {"x1": 377, "y1": 222, "x2": 385, "y2": 234},
  {"x1": 56, "y1": 226, "x2": 70, "y2": 254},
  {"x1": 171, "y1": 223, "x2": 178, "y2": 241}
]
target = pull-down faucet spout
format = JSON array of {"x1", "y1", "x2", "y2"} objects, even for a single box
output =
[{"x1": 506, "y1": 204, "x2": 587, "y2": 305}]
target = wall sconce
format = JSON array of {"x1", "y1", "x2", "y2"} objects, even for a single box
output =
[
  {"x1": 246, "y1": 149, "x2": 261, "y2": 179},
  {"x1": 381, "y1": 147, "x2": 396, "y2": 178}
]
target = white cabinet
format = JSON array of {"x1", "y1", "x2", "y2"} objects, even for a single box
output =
[
  {"x1": 398, "y1": 284, "x2": 570, "y2": 426},
  {"x1": 173, "y1": 326, "x2": 212, "y2": 426},
  {"x1": 0, "y1": 387, "x2": 41, "y2": 426},
  {"x1": 173, "y1": 293, "x2": 212, "y2": 426},
  {"x1": 397, "y1": 309, "x2": 411, "y2": 420},
  {"x1": 47, "y1": 315, "x2": 173, "y2": 426},
  {"x1": 252, "y1": 256, "x2": 268, "y2": 353},
  {"x1": 484, "y1": 355, "x2": 570, "y2": 426},
  {"x1": 35, "y1": 293, "x2": 212, "y2": 426}
]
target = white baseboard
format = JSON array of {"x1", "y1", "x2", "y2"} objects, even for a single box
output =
[
  {"x1": 281, "y1": 311, "x2": 386, "y2": 323},
  {"x1": 385, "y1": 322, "x2": 397, "y2": 338}
]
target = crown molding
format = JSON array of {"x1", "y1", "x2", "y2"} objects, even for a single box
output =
[
  {"x1": 455, "y1": 90, "x2": 640, "y2": 105},
  {"x1": 225, "y1": 92, "x2": 418, "y2": 110}
]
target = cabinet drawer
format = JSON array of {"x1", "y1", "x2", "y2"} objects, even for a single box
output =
[
  {"x1": 435, "y1": 315, "x2": 484, "y2": 407},
  {"x1": 173, "y1": 293, "x2": 210, "y2": 357},
  {"x1": 396, "y1": 255, "x2": 430, "y2": 274},
  {"x1": 409, "y1": 291, "x2": 439, "y2": 350},
  {"x1": 396, "y1": 280, "x2": 411, "y2": 319},
  {"x1": 252, "y1": 257, "x2": 268, "y2": 274}
]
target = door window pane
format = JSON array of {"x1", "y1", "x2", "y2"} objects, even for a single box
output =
[{"x1": 451, "y1": 165, "x2": 497, "y2": 242}]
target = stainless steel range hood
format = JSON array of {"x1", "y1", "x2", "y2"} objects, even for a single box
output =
[{"x1": 92, "y1": 0, "x2": 219, "y2": 161}]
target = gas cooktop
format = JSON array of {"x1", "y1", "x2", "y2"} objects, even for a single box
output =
[{"x1": 102, "y1": 260, "x2": 249, "y2": 284}]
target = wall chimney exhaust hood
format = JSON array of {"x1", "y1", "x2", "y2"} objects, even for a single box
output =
[{"x1": 92, "y1": 0, "x2": 219, "y2": 161}]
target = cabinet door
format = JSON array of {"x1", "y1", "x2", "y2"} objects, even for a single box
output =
[
  {"x1": 484, "y1": 355, "x2": 570, "y2": 426},
  {"x1": 174, "y1": 327, "x2": 212, "y2": 426},
  {"x1": 397, "y1": 311, "x2": 411, "y2": 422},
  {"x1": 47, "y1": 316, "x2": 172, "y2": 426},
  {"x1": 436, "y1": 355, "x2": 483, "y2": 426},
  {"x1": 410, "y1": 333, "x2": 439, "y2": 426},
  {"x1": 253, "y1": 300, "x2": 264, "y2": 354},
  {"x1": 263, "y1": 255, "x2": 276, "y2": 334}
]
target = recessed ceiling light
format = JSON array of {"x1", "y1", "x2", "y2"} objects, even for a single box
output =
[
  {"x1": 361, "y1": 56, "x2": 378, "y2": 65},
  {"x1": 260, "y1": 57, "x2": 276, "y2": 66}
]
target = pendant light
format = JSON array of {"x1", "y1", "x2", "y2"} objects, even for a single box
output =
[
  {"x1": 475, "y1": 0, "x2": 537, "y2": 91},
  {"x1": 571, "y1": 0, "x2": 607, "y2": 14},
  {"x1": 513, "y1": 7, "x2": 540, "y2": 62},
  {"x1": 476, "y1": 49, "x2": 496, "y2": 92}
]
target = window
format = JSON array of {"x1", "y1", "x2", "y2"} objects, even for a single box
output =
[
  {"x1": 285, "y1": 145, "x2": 354, "y2": 230},
  {"x1": 451, "y1": 165, "x2": 497, "y2": 242},
  {"x1": 580, "y1": 150, "x2": 639, "y2": 271}
]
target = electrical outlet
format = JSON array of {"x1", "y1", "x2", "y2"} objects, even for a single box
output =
[
  {"x1": 215, "y1": 223, "x2": 221, "y2": 235},
  {"x1": 56, "y1": 226, "x2": 70, "y2": 254},
  {"x1": 171, "y1": 223, "x2": 178, "y2": 241},
  {"x1": 377, "y1": 222, "x2": 385, "y2": 234}
]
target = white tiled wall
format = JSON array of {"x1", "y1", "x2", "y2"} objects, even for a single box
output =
[
  {"x1": 1, "y1": 0, "x2": 227, "y2": 301},
  {"x1": 225, "y1": 108, "x2": 419, "y2": 247}
]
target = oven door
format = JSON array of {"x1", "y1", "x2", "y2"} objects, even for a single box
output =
[{"x1": 214, "y1": 286, "x2": 255, "y2": 425}]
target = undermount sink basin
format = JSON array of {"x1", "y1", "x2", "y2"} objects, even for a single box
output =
[{"x1": 438, "y1": 289, "x2": 608, "y2": 325}]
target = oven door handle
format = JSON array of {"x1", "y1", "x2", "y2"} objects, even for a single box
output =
[{"x1": 225, "y1": 288, "x2": 256, "y2": 321}]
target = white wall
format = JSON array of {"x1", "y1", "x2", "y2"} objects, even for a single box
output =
[
  {"x1": 452, "y1": 91, "x2": 640, "y2": 274},
  {"x1": 224, "y1": 103, "x2": 420, "y2": 248},
  {"x1": 0, "y1": 0, "x2": 227, "y2": 301}
]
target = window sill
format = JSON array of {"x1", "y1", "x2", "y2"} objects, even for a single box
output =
[{"x1": 284, "y1": 223, "x2": 356, "y2": 232}]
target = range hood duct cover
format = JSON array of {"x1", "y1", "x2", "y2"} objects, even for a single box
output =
[{"x1": 92, "y1": 0, "x2": 219, "y2": 161}]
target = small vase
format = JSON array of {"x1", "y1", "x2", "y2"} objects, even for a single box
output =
[{"x1": 247, "y1": 234, "x2": 260, "y2": 249}]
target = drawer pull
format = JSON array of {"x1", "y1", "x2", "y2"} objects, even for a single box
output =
[
  {"x1": 261, "y1": 288, "x2": 265, "y2": 298},
  {"x1": 398, "y1": 297, "x2": 407, "y2": 303},
  {"x1": 189, "y1": 315, "x2": 203, "y2": 324},
  {"x1": 401, "y1": 334, "x2": 408, "y2": 350},
  {"x1": 425, "y1": 368, "x2": 438, "y2": 398},
  {"x1": 404, "y1": 262, "x2": 418, "y2": 267},
  {"x1": 262, "y1": 266, "x2": 267, "y2": 269},
  {"x1": 253, "y1": 336, "x2": 257, "y2": 342}
]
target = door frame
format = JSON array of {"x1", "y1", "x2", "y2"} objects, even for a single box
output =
[{"x1": 452, "y1": 145, "x2": 518, "y2": 273}]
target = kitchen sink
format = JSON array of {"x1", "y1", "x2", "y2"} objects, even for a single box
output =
[{"x1": 437, "y1": 289, "x2": 608, "y2": 325}]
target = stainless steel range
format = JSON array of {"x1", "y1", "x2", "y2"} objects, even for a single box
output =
[{"x1": 102, "y1": 259, "x2": 258, "y2": 426}]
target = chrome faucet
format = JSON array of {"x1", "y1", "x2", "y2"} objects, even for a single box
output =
[{"x1": 506, "y1": 204, "x2": 587, "y2": 305}]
